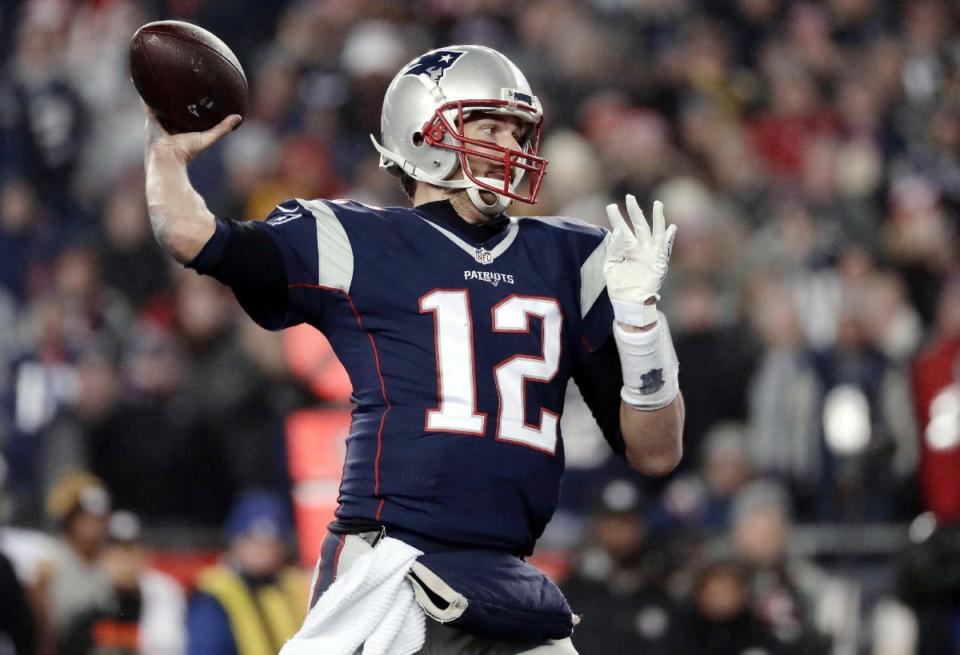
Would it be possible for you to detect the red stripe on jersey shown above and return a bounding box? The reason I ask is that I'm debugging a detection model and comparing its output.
[341,295,391,502]
[287,283,391,518]
[288,283,346,292]
[580,334,595,353]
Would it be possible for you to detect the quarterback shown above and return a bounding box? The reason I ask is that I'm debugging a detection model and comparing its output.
[143,45,683,655]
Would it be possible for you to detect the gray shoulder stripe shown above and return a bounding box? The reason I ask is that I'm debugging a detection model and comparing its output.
[419,219,475,257]
[298,198,354,293]
[580,233,609,318]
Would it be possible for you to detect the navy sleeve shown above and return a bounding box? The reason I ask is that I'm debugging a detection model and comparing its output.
[189,218,290,328]
[188,200,322,330]
[572,333,626,457]
[581,289,615,354]
[558,223,622,453]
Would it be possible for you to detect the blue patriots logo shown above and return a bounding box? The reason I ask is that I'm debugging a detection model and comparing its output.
[403,50,465,83]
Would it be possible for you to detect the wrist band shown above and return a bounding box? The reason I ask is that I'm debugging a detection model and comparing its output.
[613,313,679,411]
[610,298,660,328]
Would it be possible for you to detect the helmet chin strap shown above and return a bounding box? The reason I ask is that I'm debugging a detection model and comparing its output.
[370,135,519,215]
[466,183,512,215]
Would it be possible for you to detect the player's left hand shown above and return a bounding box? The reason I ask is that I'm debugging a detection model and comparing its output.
[604,195,677,327]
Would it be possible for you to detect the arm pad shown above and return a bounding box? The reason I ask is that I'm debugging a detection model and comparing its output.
[614,313,679,411]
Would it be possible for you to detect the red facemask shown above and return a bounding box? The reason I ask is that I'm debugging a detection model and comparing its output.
[419,99,548,205]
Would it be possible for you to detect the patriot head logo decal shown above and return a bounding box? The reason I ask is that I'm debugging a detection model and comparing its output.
[403,50,464,83]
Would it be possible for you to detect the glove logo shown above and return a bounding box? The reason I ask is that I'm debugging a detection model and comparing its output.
[639,368,665,395]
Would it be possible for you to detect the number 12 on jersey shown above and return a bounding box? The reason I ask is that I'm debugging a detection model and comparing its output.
[419,290,563,455]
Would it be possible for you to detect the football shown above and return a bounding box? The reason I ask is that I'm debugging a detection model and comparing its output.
[129,20,248,134]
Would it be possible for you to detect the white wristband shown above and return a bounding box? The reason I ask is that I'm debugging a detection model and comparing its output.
[613,313,679,411]
[611,298,660,328]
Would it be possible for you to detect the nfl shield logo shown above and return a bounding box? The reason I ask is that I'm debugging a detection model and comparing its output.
[474,247,494,265]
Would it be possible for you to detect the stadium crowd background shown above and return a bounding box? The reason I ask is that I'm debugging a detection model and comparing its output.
[0,0,959,653]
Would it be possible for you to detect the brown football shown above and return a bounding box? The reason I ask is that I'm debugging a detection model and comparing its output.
[130,20,248,134]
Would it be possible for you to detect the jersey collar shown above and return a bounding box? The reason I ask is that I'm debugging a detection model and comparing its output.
[412,200,519,266]
[412,200,509,246]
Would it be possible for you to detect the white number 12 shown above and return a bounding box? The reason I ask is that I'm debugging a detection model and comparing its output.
[419,290,563,455]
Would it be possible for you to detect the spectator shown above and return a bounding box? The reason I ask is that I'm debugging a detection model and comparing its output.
[61,510,185,655]
[1,0,88,219]
[97,183,171,312]
[746,245,919,521]
[652,422,755,536]
[562,478,679,655]
[0,178,56,302]
[38,351,120,519]
[186,491,307,655]
[671,276,756,467]
[0,452,57,655]
[87,322,227,525]
[808,302,917,522]
[45,471,113,638]
[896,516,960,655]
[912,280,960,521]
[746,276,821,503]
[4,237,132,517]
[881,175,955,321]
[50,240,133,353]
[674,556,782,655]
[175,275,299,496]
[747,54,838,185]
[729,481,833,654]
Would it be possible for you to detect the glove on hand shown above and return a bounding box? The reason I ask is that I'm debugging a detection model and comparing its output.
[604,196,677,327]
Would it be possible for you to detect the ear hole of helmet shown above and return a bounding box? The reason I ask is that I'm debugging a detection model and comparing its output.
[412,132,424,146]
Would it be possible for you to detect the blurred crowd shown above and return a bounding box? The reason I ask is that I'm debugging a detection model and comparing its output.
[0,0,959,653]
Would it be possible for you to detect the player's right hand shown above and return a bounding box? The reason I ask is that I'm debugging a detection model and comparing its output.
[142,102,241,164]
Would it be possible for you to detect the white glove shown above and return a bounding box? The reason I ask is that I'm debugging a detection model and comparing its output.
[604,196,677,327]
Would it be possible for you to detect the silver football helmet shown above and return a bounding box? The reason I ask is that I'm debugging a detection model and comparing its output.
[371,45,548,215]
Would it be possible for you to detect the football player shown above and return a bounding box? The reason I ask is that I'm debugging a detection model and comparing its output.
[143,45,683,655]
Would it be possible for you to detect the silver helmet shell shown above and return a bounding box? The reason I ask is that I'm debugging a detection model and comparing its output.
[371,45,547,213]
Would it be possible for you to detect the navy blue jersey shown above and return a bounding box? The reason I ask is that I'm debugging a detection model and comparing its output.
[228,199,615,555]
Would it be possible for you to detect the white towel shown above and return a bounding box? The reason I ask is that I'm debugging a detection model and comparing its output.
[280,536,425,655]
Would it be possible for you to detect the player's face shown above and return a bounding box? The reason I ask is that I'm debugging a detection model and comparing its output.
[460,113,527,183]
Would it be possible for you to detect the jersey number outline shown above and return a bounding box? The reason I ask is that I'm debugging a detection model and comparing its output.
[419,290,562,454]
